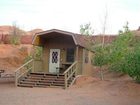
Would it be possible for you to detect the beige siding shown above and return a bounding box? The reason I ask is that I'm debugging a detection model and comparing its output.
[42,37,76,73]
[33,35,94,76]
[76,47,83,75]
[43,46,49,73]
[33,60,43,72]
[82,49,94,76]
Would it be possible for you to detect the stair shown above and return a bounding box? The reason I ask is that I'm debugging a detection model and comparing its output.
[17,72,69,88]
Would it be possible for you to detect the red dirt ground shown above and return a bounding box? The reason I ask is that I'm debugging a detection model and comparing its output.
[0,76,140,105]
[0,44,32,73]
[0,44,140,105]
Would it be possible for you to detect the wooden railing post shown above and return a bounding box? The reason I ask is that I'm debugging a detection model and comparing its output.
[32,45,35,72]
[15,72,17,87]
[14,59,33,87]
[64,74,67,89]
[63,61,77,89]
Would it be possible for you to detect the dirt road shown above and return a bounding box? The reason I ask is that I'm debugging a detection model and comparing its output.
[0,78,140,105]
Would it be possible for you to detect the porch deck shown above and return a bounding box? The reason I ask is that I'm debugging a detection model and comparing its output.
[15,60,77,89]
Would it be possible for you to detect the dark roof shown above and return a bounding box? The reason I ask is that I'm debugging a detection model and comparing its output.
[74,34,116,48]
[33,29,116,48]
[132,30,140,36]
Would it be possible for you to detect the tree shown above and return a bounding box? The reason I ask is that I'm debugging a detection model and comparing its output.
[92,46,110,80]
[101,5,108,48]
[80,23,94,35]
[92,6,109,80]
[109,23,140,83]
[92,22,134,81]
[109,22,134,72]
[79,23,95,50]
[10,22,23,45]
[124,44,140,83]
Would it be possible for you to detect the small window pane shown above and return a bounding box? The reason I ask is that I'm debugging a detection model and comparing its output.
[66,48,74,62]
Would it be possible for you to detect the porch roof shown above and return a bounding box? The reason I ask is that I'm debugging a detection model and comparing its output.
[32,29,91,48]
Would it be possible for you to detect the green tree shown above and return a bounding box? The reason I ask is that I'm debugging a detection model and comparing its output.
[92,22,137,81]
[124,44,140,83]
[10,22,23,45]
[109,22,134,72]
[80,23,94,35]
[79,23,95,50]
[101,22,140,83]
[92,44,110,80]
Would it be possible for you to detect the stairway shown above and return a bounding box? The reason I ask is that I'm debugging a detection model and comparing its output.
[17,72,67,88]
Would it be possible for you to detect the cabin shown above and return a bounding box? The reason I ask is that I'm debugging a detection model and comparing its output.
[15,29,95,89]
[32,29,94,75]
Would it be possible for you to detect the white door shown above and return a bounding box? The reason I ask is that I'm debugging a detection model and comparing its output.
[49,49,60,73]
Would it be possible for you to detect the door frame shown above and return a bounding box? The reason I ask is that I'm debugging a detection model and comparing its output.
[49,49,60,73]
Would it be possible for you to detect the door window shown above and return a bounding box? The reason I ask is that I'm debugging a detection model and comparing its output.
[52,51,58,63]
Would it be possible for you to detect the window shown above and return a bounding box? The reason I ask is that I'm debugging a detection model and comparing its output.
[66,48,74,62]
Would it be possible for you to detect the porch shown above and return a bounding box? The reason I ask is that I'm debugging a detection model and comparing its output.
[15,59,77,89]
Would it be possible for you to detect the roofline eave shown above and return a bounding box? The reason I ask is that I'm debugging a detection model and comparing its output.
[32,29,78,46]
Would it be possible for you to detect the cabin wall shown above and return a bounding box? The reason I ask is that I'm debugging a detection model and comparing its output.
[82,49,94,76]
[42,37,75,73]
[33,34,94,76]
[33,44,94,76]
[76,47,83,75]
[33,60,43,72]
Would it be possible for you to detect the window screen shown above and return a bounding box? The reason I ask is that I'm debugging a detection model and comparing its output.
[66,48,74,62]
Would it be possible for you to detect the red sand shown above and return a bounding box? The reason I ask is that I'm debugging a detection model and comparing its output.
[0,44,140,105]
[0,44,32,73]
[0,77,140,105]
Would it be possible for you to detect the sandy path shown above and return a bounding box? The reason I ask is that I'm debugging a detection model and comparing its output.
[0,79,140,105]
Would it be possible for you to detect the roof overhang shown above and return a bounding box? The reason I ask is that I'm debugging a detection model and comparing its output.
[32,29,78,46]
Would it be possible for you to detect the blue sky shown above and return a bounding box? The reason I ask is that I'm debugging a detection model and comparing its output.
[0,0,140,34]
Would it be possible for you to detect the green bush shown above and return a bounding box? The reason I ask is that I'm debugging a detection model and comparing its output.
[34,46,43,60]
[24,46,43,64]
[92,47,109,67]
[10,35,20,45]
[110,27,140,82]
[92,23,140,83]
[124,45,140,83]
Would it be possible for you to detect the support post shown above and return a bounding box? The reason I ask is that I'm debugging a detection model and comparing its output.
[32,45,35,72]
[15,72,17,87]
[75,46,79,75]
[64,74,67,89]
[76,46,79,61]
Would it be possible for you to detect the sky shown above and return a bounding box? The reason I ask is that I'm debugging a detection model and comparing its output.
[0,0,140,34]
